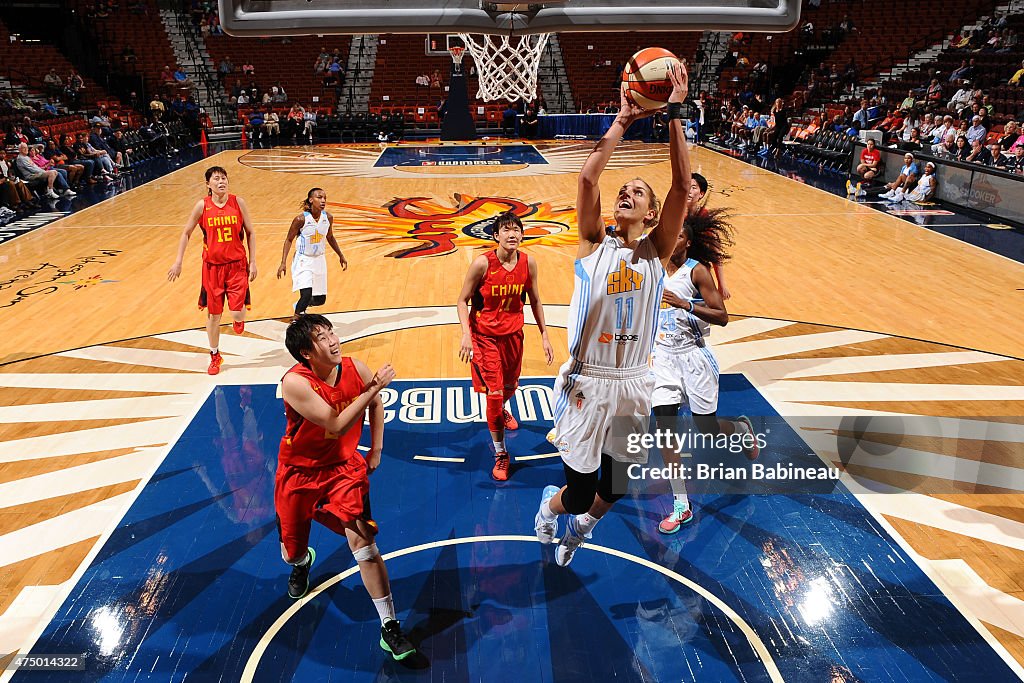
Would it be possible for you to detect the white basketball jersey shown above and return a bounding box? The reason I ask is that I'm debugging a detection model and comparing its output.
[295,211,329,257]
[567,234,665,368]
[655,258,710,352]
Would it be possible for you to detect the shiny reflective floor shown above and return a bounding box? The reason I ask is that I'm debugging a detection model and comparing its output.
[15,378,1020,681]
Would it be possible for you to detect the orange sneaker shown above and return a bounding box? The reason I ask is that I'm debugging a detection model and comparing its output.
[208,351,223,375]
[502,409,518,431]
[491,451,510,481]
[233,320,245,334]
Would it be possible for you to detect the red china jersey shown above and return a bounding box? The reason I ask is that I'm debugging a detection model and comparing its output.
[471,250,531,337]
[201,194,247,264]
[279,358,364,468]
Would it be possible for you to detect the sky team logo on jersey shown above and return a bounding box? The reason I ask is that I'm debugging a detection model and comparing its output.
[606,260,644,295]
[325,195,575,259]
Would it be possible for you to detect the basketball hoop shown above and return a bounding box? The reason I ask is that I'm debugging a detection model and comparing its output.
[448,45,465,75]
[458,32,549,102]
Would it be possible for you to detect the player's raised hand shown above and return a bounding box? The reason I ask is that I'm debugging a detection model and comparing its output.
[167,262,182,281]
[667,59,689,103]
[459,333,473,364]
[370,364,396,390]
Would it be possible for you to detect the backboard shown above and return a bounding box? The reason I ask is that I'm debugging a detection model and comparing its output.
[219,0,802,37]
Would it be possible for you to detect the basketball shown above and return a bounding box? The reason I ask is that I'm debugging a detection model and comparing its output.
[622,47,678,110]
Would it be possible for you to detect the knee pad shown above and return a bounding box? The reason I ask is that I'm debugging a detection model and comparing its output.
[295,288,313,313]
[486,392,504,432]
[352,542,380,562]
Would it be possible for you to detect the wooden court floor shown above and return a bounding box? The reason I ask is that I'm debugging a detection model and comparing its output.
[1,142,1023,674]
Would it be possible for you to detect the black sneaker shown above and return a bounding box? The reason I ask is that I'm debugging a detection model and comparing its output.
[287,547,316,599]
[379,620,416,660]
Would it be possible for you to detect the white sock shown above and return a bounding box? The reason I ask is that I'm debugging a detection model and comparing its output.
[540,498,557,522]
[672,493,690,509]
[210,348,218,355]
[372,594,397,625]
[493,439,505,454]
[575,512,600,536]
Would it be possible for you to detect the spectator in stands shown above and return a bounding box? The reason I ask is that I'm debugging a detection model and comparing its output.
[14,142,74,199]
[325,59,342,86]
[271,86,288,104]
[916,112,935,139]
[904,161,937,203]
[899,90,916,112]
[245,108,264,145]
[1009,60,1024,86]
[0,155,35,213]
[286,104,314,142]
[90,122,124,169]
[877,108,903,138]
[989,143,1006,168]
[898,109,921,142]
[924,79,943,108]
[174,65,193,89]
[263,109,280,142]
[880,153,919,201]
[314,49,330,75]
[997,121,1019,150]
[966,115,987,145]
[415,73,429,87]
[109,129,134,168]
[218,56,234,83]
[1005,145,1024,173]
[852,100,871,130]
[942,82,966,115]
[951,135,970,161]
[242,62,255,77]
[30,144,77,188]
[21,118,43,145]
[502,104,518,137]
[902,128,924,152]
[966,138,993,165]
[161,65,176,86]
[949,59,971,83]
[60,134,98,182]
[44,68,62,96]
[853,138,882,182]
[76,132,116,177]
[431,70,442,90]
[520,106,539,139]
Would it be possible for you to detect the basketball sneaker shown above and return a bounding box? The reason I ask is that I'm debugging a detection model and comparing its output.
[380,620,416,661]
[738,415,759,460]
[492,451,510,481]
[233,320,245,334]
[879,189,895,200]
[856,182,866,197]
[502,409,518,431]
[287,547,315,599]
[535,485,560,544]
[658,500,694,535]
[845,180,855,195]
[207,351,223,375]
[555,515,590,567]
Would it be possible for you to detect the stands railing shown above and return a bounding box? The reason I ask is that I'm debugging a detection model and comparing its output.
[160,5,233,128]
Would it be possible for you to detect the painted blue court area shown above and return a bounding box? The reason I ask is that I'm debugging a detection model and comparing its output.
[18,376,1017,682]
[374,144,548,167]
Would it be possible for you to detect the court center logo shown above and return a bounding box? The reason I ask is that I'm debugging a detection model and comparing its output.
[329,194,575,258]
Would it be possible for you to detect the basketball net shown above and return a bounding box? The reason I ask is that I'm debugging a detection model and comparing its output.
[458,32,549,102]
[448,46,465,75]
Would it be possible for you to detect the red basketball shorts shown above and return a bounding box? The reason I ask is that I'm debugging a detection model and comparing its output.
[199,259,249,315]
[274,456,369,561]
[470,329,524,394]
